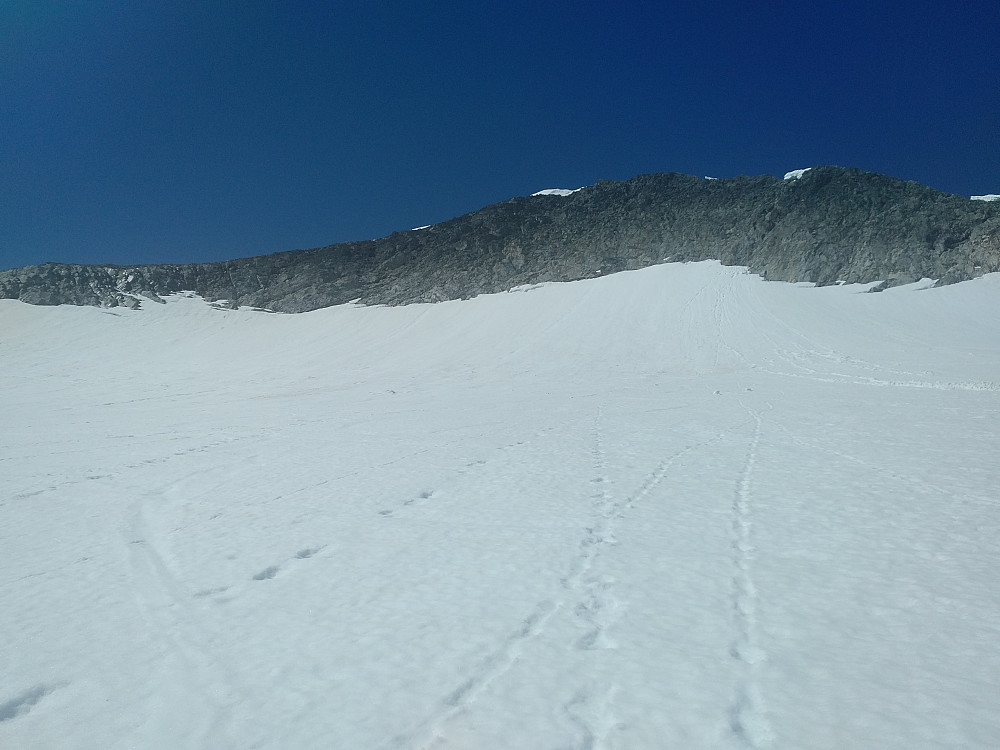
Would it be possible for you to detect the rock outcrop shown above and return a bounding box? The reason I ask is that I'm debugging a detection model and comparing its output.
[2,166,998,312]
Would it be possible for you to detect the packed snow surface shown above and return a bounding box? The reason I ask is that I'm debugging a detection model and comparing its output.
[2,262,999,750]
[971,194,1000,202]
[782,168,812,180]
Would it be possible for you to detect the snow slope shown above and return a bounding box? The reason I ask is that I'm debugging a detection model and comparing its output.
[2,262,999,750]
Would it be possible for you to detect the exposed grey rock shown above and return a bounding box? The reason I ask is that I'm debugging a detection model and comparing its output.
[2,166,997,312]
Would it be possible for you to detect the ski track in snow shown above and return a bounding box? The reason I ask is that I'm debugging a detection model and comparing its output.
[402,406,746,750]
[387,427,570,749]
[115,423,569,750]
[727,407,773,749]
[396,408,652,749]
[558,403,757,750]
[392,598,560,750]
[558,408,708,750]
[555,407,624,750]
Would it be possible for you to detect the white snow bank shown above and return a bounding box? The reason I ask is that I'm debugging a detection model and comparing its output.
[971,194,1000,202]
[783,168,812,180]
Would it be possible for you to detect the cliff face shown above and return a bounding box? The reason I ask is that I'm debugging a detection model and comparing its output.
[2,166,998,312]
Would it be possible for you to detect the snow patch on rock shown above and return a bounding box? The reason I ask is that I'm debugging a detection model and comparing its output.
[783,168,813,181]
[531,188,583,197]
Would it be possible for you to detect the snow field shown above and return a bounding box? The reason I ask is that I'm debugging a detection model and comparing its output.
[1,261,999,749]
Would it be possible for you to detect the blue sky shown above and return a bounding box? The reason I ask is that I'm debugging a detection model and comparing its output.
[2,1,998,271]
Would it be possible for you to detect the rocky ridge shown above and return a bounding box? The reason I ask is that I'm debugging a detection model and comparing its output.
[2,166,998,312]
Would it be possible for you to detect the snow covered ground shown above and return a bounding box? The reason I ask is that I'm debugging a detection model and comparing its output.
[2,261,998,750]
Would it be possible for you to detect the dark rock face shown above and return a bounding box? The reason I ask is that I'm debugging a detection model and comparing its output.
[2,167,998,312]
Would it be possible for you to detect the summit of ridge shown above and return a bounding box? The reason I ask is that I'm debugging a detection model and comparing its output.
[1,166,997,311]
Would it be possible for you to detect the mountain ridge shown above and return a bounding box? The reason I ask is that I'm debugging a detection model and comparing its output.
[2,166,998,312]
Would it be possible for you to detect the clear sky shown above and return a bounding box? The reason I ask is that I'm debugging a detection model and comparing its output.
[2,1,998,271]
